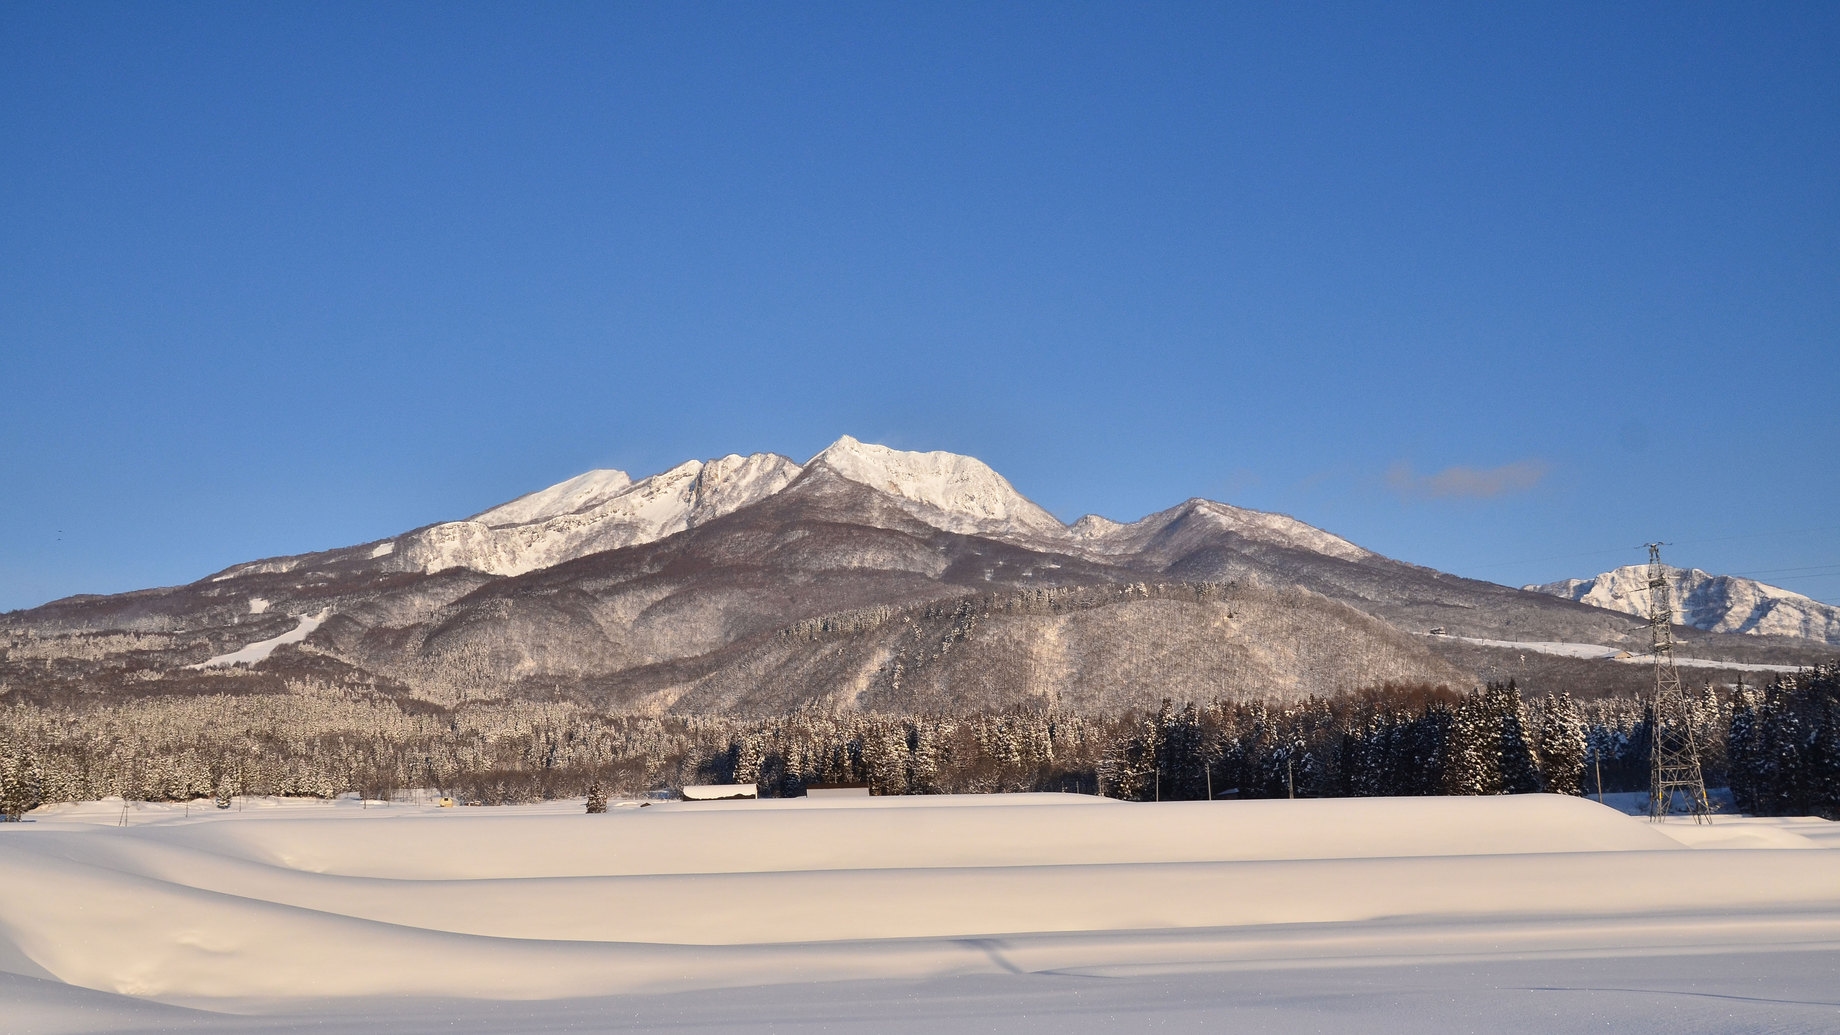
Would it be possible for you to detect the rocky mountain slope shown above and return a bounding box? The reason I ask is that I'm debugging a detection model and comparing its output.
[1528,566,1840,646]
[3,438,1829,713]
[390,452,803,577]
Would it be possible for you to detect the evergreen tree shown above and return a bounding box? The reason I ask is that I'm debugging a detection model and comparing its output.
[1405,704,1452,796]
[731,732,763,786]
[1496,705,1542,794]
[1811,671,1840,817]
[1758,685,1805,815]
[1112,709,1163,801]
[1345,722,1385,797]
[1727,687,1761,813]
[1731,666,1840,819]
[1158,702,1208,800]
[1535,693,1587,796]
[1442,690,1500,795]
[584,783,607,814]
[0,751,44,821]
[861,725,909,795]
[907,722,941,795]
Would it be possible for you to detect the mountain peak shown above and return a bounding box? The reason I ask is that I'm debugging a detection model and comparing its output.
[1527,564,1840,645]
[808,436,1065,538]
[472,468,633,527]
[1070,497,1372,563]
[1070,514,1125,539]
[1184,499,1374,562]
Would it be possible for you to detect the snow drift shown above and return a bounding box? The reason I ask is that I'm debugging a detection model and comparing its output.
[1,793,1836,1007]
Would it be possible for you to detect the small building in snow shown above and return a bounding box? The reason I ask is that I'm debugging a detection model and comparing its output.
[804,783,870,798]
[681,784,758,801]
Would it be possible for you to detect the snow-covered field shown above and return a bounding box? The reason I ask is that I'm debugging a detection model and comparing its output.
[4,793,1837,1033]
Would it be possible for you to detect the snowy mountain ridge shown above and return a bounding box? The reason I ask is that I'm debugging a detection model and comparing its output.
[471,468,634,527]
[1526,565,1840,646]
[21,437,1832,711]
[1071,498,1373,563]
[386,453,802,577]
[362,436,1369,578]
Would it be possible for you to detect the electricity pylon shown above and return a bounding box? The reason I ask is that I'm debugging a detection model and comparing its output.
[1644,543,1712,822]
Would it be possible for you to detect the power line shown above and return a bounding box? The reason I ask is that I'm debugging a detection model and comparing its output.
[1673,524,1840,548]
[1466,525,1840,574]
[1723,563,1840,578]
[1464,548,1646,573]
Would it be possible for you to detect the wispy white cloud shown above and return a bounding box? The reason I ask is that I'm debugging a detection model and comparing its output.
[1386,459,1551,500]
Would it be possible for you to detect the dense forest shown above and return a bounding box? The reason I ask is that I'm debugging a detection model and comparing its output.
[1,666,1835,820]
[1729,665,1840,819]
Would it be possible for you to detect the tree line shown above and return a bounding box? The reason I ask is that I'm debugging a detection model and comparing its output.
[1729,664,1840,819]
[1,666,1835,819]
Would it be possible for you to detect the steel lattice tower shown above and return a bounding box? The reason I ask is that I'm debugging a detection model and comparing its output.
[1644,543,1713,822]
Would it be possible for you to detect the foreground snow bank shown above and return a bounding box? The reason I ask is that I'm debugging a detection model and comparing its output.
[0,793,1835,1019]
[108,793,1684,881]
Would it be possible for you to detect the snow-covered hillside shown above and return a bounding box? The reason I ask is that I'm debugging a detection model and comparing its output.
[4,793,1837,1033]
[385,453,802,576]
[1529,565,1840,646]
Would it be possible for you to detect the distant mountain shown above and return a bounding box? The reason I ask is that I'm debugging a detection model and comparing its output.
[4,437,1829,713]
[211,435,1379,582]
[1527,566,1840,646]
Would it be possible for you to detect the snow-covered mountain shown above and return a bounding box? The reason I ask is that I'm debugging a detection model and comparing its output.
[17,434,1828,714]
[371,436,1351,577]
[1527,566,1840,646]
[806,435,1067,541]
[470,468,635,526]
[385,453,802,577]
[1072,498,1374,563]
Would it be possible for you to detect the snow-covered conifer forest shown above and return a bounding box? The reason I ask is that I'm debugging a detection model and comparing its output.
[2,667,1834,818]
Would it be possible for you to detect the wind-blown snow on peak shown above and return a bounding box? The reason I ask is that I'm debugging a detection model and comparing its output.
[471,469,633,527]
[1527,565,1840,645]
[808,436,1066,539]
[387,452,801,576]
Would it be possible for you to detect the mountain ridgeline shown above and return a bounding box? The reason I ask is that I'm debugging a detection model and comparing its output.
[3,438,1831,714]
[1527,565,1840,646]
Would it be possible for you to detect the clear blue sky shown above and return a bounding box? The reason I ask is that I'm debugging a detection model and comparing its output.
[3,3,1836,613]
